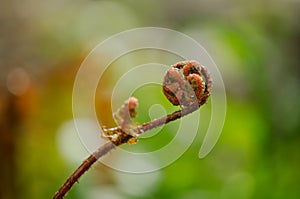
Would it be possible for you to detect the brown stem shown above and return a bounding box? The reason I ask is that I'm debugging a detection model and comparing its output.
[53,142,116,199]
[54,60,212,199]
[53,103,200,199]
[137,103,199,134]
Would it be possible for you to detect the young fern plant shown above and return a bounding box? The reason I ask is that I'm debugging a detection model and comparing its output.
[53,60,212,199]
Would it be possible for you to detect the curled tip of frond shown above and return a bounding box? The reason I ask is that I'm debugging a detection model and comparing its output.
[162,60,212,107]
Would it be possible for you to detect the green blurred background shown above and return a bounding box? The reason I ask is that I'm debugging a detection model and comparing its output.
[1,0,300,199]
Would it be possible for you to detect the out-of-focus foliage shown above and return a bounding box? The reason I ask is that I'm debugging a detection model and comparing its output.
[0,0,299,199]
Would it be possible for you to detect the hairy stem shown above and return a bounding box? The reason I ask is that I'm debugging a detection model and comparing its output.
[53,103,199,199]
